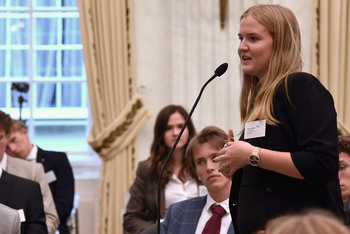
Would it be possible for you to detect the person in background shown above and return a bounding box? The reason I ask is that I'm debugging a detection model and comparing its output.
[5,119,74,234]
[123,104,205,234]
[1,152,60,234]
[0,110,59,233]
[338,135,350,225]
[0,203,21,234]
[0,167,48,234]
[0,109,47,234]
[214,4,344,234]
[161,126,234,234]
[256,209,350,234]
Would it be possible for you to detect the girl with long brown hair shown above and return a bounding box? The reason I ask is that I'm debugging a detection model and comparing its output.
[123,105,204,234]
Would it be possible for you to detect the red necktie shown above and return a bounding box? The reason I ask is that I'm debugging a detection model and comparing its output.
[202,204,226,234]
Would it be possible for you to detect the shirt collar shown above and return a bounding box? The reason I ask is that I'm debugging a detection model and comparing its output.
[25,145,38,162]
[0,153,8,170]
[204,193,230,214]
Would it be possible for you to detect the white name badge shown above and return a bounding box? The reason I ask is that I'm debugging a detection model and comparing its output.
[45,170,57,184]
[18,209,26,222]
[244,120,266,139]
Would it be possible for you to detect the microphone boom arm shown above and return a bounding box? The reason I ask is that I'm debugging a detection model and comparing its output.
[156,63,228,233]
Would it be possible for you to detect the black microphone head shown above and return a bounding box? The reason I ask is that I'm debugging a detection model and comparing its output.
[214,63,228,77]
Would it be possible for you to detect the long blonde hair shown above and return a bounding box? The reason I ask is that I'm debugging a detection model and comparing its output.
[239,5,303,125]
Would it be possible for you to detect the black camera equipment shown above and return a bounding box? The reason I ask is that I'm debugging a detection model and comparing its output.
[11,82,29,93]
[11,82,29,122]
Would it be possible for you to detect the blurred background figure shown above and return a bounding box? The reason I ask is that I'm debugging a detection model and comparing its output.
[5,119,74,234]
[123,104,206,234]
[256,209,350,234]
[0,111,47,234]
[338,135,350,225]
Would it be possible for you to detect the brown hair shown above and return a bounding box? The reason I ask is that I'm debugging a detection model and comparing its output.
[148,105,196,186]
[239,4,303,126]
[339,135,350,155]
[0,111,12,134]
[186,126,228,182]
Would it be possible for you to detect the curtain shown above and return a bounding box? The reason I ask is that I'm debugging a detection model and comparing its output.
[77,0,151,233]
[312,0,350,134]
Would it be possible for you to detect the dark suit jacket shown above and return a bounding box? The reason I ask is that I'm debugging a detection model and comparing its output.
[123,159,166,234]
[37,147,75,234]
[161,195,234,234]
[230,73,344,234]
[0,170,47,234]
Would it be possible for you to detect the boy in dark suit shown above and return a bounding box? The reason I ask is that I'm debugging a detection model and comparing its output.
[0,110,47,234]
[5,119,75,234]
[0,168,48,234]
[161,126,234,234]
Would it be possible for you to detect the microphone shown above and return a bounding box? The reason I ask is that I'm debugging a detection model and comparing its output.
[156,63,228,234]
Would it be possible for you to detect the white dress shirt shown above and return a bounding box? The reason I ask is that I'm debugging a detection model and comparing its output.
[195,194,231,234]
[0,154,7,170]
[25,145,38,162]
[164,173,207,212]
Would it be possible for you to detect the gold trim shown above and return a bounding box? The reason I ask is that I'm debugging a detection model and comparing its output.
[219,0,227,30]
[94,99,143,153]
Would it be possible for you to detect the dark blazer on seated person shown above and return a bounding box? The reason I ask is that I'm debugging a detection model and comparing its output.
[0,170,47,234]
[161,195,234,234]
[6,154,59,234]
[36,147,75,234]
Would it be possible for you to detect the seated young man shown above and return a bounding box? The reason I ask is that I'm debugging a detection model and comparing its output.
[0,111,47,234]
[5,118,74,234]
[161,126,234,234]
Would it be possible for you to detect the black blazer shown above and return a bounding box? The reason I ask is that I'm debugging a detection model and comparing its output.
[0,170,47,234]
[230,73,344,234]
[37,147,75,234]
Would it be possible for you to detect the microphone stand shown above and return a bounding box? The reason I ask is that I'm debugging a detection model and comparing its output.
[18,94,26,122]
[156,63,228,234]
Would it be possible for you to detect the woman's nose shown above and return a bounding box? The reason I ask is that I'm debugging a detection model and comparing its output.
[238,40,248,52]
[172,127,180,135]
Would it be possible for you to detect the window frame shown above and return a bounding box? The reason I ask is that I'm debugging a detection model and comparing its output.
[0,0,99,164]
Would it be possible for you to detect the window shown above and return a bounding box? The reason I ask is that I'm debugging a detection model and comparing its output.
[0,0,93,157]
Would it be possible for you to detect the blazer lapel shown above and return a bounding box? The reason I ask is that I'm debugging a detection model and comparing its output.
[36,147,45,163]
[6,157,18,174]
[179,196,206,234]
[0,171,14,204]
